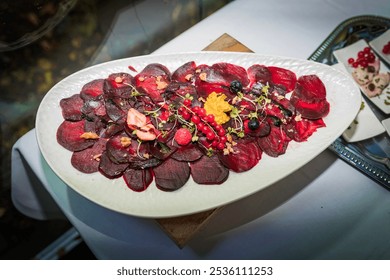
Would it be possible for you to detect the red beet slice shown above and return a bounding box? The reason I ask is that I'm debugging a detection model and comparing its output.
[171,61,197,82]
[247,64,272,86]
[71,138,108,173]
[171,144,204,162]
[257,124,291,157]
[153,158,190,191]
[285,118,326,142]
[218,141,262,173]
[268,66,297,92]
[98,151,129,179]
[105,132,132,164]
[60,94,84,121]
[80,79,105,100]
[190,155,229,184]
[134,63,171,102]
[290,95,330,119]
[123,168,153,192]
[57,120,97,152]
[294,75,327,102]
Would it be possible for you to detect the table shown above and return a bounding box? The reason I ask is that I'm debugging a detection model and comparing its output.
[11,0,390,259]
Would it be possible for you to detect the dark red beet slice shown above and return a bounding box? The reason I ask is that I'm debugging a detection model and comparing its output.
[153,158,190,191]
[268,66,297,92]
[247,64,272,86]
[80,79,104,100]
[294,75,327,102]
[285,118,326,142]
[290,95,330,119]
[105,132,132,164]
[71,138,108,173]
[60,94,84,121]
[190,155,229,184]
[123,168,153,192]
[218,141,262,172]
[171,144,204,162]
[257,124,291,157]
[98,151,128,179]
[57,120,97,152]
[134,63,171,102]
[171,61,197,82]
[107,73,134,89]
[197,62,249,87]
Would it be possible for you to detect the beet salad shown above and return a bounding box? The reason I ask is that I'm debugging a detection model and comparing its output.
[56,61,330,192]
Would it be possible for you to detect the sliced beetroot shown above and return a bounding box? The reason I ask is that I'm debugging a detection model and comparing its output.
[285,117,326,142]
[57,120,97,152]
[81,97,107,121]
[171,61,197,82]
[257,124,291,157]
[171,144,204,162]
[218,141,262,173]
[268,66,297,92]
[105,132,132,164]
[60,94,84,121]
[107,73,134,89]
[294,75,327,102]
[98,151,128,179]
[197,62,249,87]
[123,168,153,192]
[104,98,127,123]
[290,94,330,119]
[190,155,229,184]
[103,77,133,99]
[153,158,190,191]
[134,63,171,102]
[71,138,108,173]
[80,79,105,100]
[247,64,272,86]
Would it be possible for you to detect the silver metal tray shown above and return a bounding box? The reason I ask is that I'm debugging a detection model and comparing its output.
[308,15,390,189]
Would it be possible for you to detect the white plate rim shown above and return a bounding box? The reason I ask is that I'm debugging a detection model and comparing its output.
[36,51,361,218]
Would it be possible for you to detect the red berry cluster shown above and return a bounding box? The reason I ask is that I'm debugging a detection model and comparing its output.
[382,41,390,54]
[176,99,227,151]
[347,47,376,68]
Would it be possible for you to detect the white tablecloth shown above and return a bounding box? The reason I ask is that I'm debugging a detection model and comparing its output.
[11,0,390,259]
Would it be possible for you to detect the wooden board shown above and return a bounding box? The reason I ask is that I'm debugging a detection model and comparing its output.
[155,33,253,248]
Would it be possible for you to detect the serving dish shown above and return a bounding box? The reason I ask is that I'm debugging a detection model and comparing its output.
[308,15,390,189]
[36,51,361,218]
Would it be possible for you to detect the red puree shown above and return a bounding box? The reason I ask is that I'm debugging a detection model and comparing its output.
[57,61,329,192]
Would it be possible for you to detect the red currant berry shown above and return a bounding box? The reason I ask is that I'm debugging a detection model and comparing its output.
[360,60,368,68]
[352,62,359,68]
[205,114,215,123]
[198,108,206,117]
[193,106,200,113]
[363,47,371,54]
[216,142,225,150]
[211,140,219,148]
[183,99,192,107]
[219,135,227,143]
[196,122,204,131]
[181,110,191,120]
[191,115,200,124]
[202,125,211,134]
[217,128,226,136]
[347,58,354,64]
[214,124,222,131]
[357,51,365,58]
[206,132,215,141]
